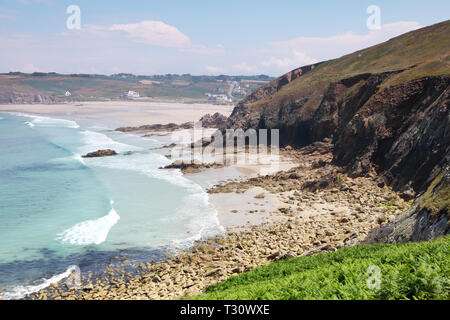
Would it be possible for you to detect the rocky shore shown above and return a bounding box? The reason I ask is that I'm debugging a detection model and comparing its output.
[29,143,410,300]
[115,113,228,135]
[161,160,225,174]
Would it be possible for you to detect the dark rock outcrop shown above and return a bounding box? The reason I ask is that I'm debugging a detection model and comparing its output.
[116,122,194,133]
[365,168,449,243]
[82,149,118,158]
[160,160,224,173]
[116,113,228,134]
[199,112,228,130]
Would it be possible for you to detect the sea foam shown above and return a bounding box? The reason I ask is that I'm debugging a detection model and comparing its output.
[6,112,79,129]
[56,201,120,246]
[78,130,142,155]
[0,265,80,300]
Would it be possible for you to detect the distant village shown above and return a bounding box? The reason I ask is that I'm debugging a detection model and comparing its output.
[205,80,250,104]
[117,80,253,104]
[51,74,271,104]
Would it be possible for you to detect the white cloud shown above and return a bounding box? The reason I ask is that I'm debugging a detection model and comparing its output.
[109,20,191,48]
[261,51,318,71]
[269,21,422,62]
[105,21,224,54]
[0,19,424,76]
[236,21,422,75]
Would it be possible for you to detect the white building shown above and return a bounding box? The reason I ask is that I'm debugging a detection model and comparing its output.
[206,93,232,104]
[121,90,140,99]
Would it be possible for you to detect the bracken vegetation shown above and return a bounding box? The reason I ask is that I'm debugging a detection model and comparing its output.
[194,236,449,300]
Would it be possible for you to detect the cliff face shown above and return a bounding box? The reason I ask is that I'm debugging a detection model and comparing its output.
[333,75,449,194]
[226,20,450,241]
[366,168,449,243]
[0,91,61,104]
[228,71,449,196]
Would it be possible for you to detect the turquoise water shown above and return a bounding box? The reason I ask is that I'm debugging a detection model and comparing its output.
[0,112,222,299]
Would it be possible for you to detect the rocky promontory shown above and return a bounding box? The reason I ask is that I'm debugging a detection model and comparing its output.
[115,113,228,135]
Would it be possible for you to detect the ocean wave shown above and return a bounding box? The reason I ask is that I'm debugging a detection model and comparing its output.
[78,130,142,155]
[6,112,79,129]
[50,154,86,166]
[169,192,224,248]
[0,265,79,300]
[85,151,223,246]
[56,201,120,246]
[25,121,35,127]
[89,151,203,192]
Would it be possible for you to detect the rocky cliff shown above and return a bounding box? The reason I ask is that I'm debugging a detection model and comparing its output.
[226,20,450,241]
[0,90,62,104]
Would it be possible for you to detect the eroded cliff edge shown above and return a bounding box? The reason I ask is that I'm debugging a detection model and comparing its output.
[225,20,450,242]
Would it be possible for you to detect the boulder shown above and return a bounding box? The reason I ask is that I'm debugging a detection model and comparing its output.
[82,149,118,158]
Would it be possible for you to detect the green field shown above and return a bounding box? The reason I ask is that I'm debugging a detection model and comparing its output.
[194,236,449,300]
[0,72,273,103]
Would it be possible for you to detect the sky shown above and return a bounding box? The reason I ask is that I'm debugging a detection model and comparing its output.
[0,0,449,76]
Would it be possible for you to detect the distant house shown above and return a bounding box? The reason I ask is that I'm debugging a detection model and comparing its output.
[206,93,232,104]
[121,90,140,99]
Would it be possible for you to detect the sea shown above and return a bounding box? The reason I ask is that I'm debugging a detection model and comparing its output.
[0,112,224,299]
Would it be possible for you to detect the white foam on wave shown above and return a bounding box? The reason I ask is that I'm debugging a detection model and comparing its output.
[56,200,120,245]
[87,151,224,246]
[91,151,201,192]
[170,192,224,248]
[6,112,79,129]
[32,116,79,129]
[0,265,79,300]
[25,121,35,127]
[78,130,142,155]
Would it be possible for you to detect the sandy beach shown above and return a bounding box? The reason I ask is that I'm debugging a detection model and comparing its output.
[0,101,235,128]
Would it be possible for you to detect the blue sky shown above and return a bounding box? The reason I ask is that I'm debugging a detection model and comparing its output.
[0,0,449,75]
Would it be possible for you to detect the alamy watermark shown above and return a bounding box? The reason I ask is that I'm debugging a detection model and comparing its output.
[366,265,381,290]
[66,5,81,30]
[168,122,280,170]
[366,5,381,30]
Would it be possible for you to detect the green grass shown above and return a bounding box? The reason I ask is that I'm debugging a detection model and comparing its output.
[193,236,449,300]
[248,20,450,112]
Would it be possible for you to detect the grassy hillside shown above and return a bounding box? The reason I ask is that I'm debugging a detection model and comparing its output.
[194,236,449,300]
[248,20,449,114]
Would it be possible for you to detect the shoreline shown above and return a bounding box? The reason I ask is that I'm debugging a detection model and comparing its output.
[28,143,409,300]
[0,101,235,128]
[0,104,410,300]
